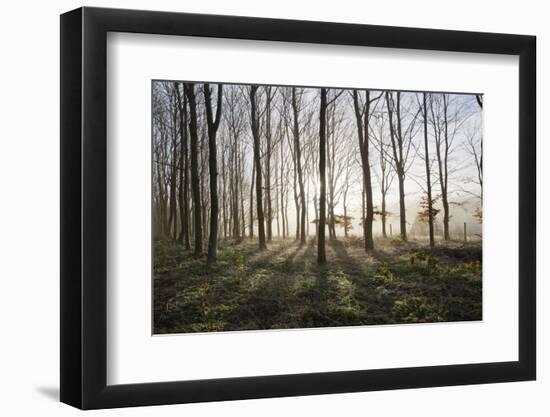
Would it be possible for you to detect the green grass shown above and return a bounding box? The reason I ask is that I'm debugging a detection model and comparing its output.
[153,237,482,334]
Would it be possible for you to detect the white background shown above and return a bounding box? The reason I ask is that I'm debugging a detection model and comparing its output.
[108,33,518,384]
[0,0,546,416]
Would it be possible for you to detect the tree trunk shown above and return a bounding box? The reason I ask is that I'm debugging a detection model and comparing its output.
[200,132,208,245]
[313,189,318,238]
[280,136,286,240]
[249,159,255,239]
[353,90,374,251]
[381,192,387,238]
[175,83,190,249]
[292,154,299,241]
[239,148,246,239]
[292,88,307,245]
[442,95,450,240]
[168,92,178,240]
[343,189,348,238]
[204,83,223,265]
[327,112,336,241]
[386,91,407,241]
[431,94,450,241]
[250,86,267,250]
[232,133,241,240]
[265,87,273,241]
[184,83,202,255]
[275,137,280,238]
[397,175,406,240]
[423,93,435,247]
[318,88,327,265]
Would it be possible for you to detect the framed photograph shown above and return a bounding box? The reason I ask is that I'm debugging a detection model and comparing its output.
[60,6,536,409]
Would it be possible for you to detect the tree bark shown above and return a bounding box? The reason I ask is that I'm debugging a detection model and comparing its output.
[265,87,273,241]
[204,83,223,265]
[175,83,190,249]
[184,83,202,255]
[423,93,435,247]
[353,90,374,251]
[292,88,307,246]
[249,161,255,239]
[280,138,286,239]
[318,88,327,265]
[250,86,267,250]
[430,94,450,240]
[168,91,178,240]
[442,95,450,240]
[386,91,407,241]
[231,133,240,240]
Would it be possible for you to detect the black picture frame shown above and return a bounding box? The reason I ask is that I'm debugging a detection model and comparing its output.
[60,6,536,410]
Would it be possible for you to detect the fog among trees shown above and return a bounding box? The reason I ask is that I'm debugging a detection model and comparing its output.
[153,81,483,334]
[153,82,482,258]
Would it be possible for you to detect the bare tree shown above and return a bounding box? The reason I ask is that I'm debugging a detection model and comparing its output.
[224,87,247,241]
[264,86,275,241]
[428,93,471,240]
[249,161,255,239]
[421,93,435,247]
[465,122,483,196]
[326,93,348,241]
[369,108,395,239]
[162,84,178,240]
[250,86,267,250]
[464,115,483,224]
[318,88,328,265]
[184,83,202,255]
[204,83,223,265]
[353,90,381,251]
[291,88,307,245]
[174,83,190,249]
[385,91,420,241]
[341,146,358,238]
[279,89,300,242]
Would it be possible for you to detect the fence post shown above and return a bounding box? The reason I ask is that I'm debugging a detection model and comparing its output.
[463,222,467,243]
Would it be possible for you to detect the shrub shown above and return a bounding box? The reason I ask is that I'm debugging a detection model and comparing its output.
[391,296,447,323]
[378,263,396,282]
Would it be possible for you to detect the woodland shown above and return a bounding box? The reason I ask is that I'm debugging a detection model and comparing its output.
[152,82,483,334]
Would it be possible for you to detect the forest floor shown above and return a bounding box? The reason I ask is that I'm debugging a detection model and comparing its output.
[153,236,482,334]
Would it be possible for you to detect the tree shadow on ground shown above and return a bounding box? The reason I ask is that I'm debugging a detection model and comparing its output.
[328,239,367,275]
[248,240,296,267]
[370,249,392,265]
[292,238,316,270]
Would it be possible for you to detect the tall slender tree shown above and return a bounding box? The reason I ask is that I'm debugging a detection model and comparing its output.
[428,93,467,240]
[318,88,327,265]
[291,88,307,245]
[326,98,347,241]
[184,83,202,255]
[385,91,419,241]
[224,88,246,241]
[370,110,394,239]
[264,86,274,241]
[249,162,255,239]
[353,90,379,251]
[250,86,267,250]
[175,83,190,249]
[422,93,435,247]
[165,86,178,240]
[204,83,223,265]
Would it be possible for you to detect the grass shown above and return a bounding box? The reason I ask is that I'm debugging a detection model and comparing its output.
[153,236,482,334]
